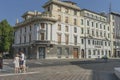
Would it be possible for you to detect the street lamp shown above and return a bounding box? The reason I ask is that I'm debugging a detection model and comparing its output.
[0,35,3,69]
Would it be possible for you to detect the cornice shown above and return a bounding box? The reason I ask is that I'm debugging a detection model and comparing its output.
[14,16,57,28]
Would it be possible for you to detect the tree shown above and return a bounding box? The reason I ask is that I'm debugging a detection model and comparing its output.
[0,20,13,55]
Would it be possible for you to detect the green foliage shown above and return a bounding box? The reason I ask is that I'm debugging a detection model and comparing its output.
[0,20,13,53]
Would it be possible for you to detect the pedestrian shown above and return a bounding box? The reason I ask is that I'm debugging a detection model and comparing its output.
[19,51,26,72]
[13,53,20,73]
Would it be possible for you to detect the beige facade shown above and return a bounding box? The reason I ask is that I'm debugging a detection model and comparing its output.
[13,0,116,59]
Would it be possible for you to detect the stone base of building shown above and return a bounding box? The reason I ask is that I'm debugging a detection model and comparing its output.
[13,43,80,59]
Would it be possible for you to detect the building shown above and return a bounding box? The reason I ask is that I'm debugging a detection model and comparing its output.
[110,12,120,57]
[13,0,81,59]
[80,9,111,59]
[13,0,112,59]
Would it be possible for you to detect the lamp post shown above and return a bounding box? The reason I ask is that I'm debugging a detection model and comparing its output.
[0,35,3,69]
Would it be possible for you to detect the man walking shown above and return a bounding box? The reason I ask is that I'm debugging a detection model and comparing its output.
[19,51,26,72]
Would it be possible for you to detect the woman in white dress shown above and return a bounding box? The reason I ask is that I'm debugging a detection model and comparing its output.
[14,54,20,73]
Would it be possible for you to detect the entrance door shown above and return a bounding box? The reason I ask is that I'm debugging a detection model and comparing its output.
[73,48,79,58]
[39,47,45,59]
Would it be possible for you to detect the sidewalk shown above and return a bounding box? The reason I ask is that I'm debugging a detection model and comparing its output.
[0,64,14,74]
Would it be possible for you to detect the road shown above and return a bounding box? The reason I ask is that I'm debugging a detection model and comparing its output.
[0,59,120,80]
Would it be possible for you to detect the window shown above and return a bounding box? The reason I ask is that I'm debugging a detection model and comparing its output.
[41,23,45,29]
[57,34,61,44]
[81,39,84,44]
[98,50,100,55]
[108,42,110,46]
[20,28,22,34]
[102,50,104,55]
[65,48,69,57]
[105,42,107,46]
[88,40,90,45]
[100,32,102,37]
[57,6,61,11]
[93,50,96,55]
[81,19,84,25]
[105,50,107,56]
[108,33,110,38]
[92,40,94,45]
[95,16,97,19]
[58,15,61,21]
[74,36,77,45]
[87,13,89,16]
[65,26,69,32]
[108,26,109,31]
[101,41,103,45]
[74,27,77,33]
[100,24,102,29]
[58,24,61,31]
[24,35,26,43]
[74,18,77,25]
[65,17,68,23]
[74,10,77,15]
[88,50,91,55]
[29,34,31,42]
[92,22,94,27]
[47,6,50,11]
[104,32,106,37]
[104,25,106,30]
[96,23,98,28]
[20,36,21,43]
[96,31,98,37]
[87,20,89,26]
[81,28,84,34]
[30,25,32,31]
[57,47,62,57]
[41,33,44,40]
[87,29,89,34]
[65,35,69,45]
[25,27,26,32]
[92,30,94,36]
[65,8,69,13]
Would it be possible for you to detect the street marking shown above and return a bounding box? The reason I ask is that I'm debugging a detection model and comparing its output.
[0,71,40,77]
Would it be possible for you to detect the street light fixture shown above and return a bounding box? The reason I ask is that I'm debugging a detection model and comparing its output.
[0,35,3,69]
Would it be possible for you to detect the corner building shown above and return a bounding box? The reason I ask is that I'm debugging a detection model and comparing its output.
[13,0,112,59]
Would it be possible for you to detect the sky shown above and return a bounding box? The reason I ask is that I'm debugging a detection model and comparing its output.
[0,0,120,26]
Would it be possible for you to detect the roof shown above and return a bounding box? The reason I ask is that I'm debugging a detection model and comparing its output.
[43,0,80,11]
[22,11,41,18]
[110,12,120,17]
[81,9,107,17]
[62,1,77,5]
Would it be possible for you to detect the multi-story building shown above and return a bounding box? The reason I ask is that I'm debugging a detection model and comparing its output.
[110,12,120,57]
[13,0,112,59]
[80,9,111,58]
[13,0,81,59]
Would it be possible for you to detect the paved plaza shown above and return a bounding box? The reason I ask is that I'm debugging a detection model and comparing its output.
[0,59,120,80]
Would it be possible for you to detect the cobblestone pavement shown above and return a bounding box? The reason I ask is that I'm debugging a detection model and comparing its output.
[0,65,93,80]
[0,59,120,80]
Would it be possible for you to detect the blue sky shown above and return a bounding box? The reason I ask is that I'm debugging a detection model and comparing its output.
[0,0,119,26]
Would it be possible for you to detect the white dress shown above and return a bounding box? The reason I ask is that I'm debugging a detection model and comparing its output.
[14,57,19,68]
